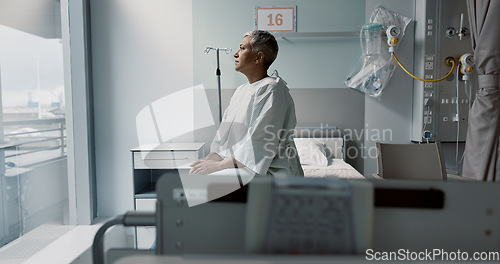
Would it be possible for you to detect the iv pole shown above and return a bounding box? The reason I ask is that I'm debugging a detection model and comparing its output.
[204,47,232,123]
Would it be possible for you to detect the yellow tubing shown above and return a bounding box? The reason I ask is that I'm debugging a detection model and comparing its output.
[392,53,455,82]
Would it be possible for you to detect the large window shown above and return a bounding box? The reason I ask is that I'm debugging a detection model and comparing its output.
[0,1,69,248]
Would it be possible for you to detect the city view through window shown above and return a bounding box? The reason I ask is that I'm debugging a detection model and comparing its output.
[0,21,68,248]
[1,24,66,167]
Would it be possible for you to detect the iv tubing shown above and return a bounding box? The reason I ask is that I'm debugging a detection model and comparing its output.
[392,52,455,82]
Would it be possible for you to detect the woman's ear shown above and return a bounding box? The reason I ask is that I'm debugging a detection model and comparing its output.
[255,51,265,65]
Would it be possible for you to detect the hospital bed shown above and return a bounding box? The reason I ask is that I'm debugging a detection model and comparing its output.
[294,127,365,179]
[95,174,500,264]
[94,128,491,263]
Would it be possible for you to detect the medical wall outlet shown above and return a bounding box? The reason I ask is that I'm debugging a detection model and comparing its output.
[386,25,400,53]
[411,0,476,143]
[423,130,432,139]
[460,53,474,80]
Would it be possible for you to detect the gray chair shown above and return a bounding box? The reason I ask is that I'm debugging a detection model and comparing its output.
[375,142,447,181]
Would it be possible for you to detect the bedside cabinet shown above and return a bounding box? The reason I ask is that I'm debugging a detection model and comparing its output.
[130,142,205,248]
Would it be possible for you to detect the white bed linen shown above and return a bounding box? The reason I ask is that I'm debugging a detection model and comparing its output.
[303,159,365,179]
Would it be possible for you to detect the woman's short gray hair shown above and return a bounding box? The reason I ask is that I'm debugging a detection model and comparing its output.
[244,30,279,70]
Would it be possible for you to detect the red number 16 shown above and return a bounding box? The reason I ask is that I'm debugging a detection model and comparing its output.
[267,13,283,26]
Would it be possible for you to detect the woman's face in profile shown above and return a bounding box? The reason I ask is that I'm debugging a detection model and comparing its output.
[233,36,256,74]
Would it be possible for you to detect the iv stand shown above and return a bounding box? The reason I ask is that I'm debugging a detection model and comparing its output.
[204,47,232,123]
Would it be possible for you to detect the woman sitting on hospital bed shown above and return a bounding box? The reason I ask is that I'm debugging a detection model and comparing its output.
[190,30,303,177]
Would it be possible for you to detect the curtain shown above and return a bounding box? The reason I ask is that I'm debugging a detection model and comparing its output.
[463,0,500,180]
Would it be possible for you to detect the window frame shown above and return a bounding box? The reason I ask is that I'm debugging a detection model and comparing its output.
[62,0,97,225]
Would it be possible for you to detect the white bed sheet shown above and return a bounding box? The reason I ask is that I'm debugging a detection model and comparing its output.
[303,158,365,179]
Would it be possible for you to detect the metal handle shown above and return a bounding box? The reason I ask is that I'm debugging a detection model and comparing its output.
[92,211,156,264]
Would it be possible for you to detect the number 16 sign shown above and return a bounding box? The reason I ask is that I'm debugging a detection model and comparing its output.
[255,6,296,32]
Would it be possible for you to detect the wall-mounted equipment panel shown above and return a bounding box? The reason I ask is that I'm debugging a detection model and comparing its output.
[412,0,476,142]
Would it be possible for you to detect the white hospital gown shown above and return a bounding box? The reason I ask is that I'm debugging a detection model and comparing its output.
[211,76,304,177]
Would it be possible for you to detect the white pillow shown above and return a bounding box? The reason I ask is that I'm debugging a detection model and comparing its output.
[294,138,329,167]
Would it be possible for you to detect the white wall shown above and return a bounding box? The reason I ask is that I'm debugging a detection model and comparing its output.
[90,0,194,216]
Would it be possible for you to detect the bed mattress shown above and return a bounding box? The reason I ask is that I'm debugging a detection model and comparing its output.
[303,159,365,179]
